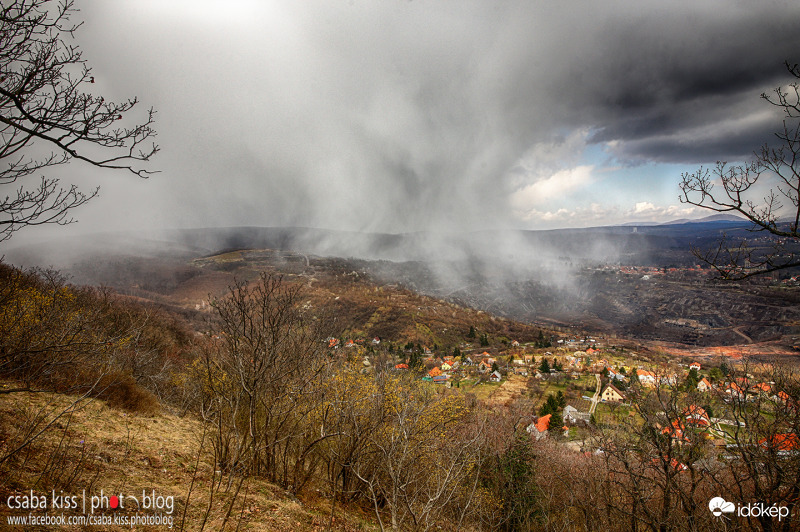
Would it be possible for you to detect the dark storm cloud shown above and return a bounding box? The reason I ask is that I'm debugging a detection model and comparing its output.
[16,0,800,241]
[557,5,800,163]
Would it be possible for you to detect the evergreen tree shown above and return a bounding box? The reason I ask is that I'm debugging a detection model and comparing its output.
[556,390,566,409]
[546,394,559,413]
[550,410,564,434]
[468,325,476,339]
[539,358,551,373]
[480,333,489,347]
[685,368,700,390]
[493,434,541,529]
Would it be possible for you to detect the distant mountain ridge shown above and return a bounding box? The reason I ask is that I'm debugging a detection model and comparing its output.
[621,213,749,227]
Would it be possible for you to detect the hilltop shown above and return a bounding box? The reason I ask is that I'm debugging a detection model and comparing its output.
[6,224,800,350]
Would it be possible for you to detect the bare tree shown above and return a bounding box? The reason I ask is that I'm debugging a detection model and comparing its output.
[201,272,332,491]
[680,61,800,279]
[704,359,800,532]
[0,0,157,241]
[596,383,722,531]
[351,374,481,532]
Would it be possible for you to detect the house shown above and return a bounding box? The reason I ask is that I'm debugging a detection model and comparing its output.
[511,340,520,347]
[652,457,688,472]
[563,405,591,424]
[726,382,746,400]
[514,367,528,376]
[637,369,656,386]
[662,419,690,443]
[489,370,502,382]
[752,383,772,396]
[428,367,443,378]
[697,377,712,392]
[526,414,551,440]
[607,369,627,382]
[660,373,679,387]
[372,337,381,345]
[432,375,448,385]
[441,362,453,371]
[601,384,625,403]
[394,363,409,370]
[760,433,800,455]
[689,362,701,371]
[684,405,711,427]
[478,360,492,373]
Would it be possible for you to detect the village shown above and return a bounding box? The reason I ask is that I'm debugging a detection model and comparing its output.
[325,330,799,458]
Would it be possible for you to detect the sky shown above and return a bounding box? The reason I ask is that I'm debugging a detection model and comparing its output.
[10,0,800,244]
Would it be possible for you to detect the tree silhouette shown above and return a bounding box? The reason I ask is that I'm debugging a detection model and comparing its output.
[680,61,800,279]
[0,0,157,241]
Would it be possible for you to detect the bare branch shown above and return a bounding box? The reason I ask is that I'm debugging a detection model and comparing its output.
[0,0,157,240]
[679,61,800,279]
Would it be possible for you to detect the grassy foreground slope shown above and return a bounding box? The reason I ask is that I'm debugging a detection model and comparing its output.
[0,389,379,531]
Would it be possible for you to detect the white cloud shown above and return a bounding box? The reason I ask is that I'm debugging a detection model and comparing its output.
[511,165,596,210]
[516,201,700,227]
[634,201,657,214]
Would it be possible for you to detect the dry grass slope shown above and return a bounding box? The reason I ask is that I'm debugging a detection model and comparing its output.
[0,387,381,531]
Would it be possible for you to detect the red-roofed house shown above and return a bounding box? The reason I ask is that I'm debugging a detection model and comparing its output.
[684,405,711,427]
[526,414,552,440]
[726,382,746,399]
[652,456,688,472]
[753,383,772,395]
[697,377,712,392]
[662,419,690,443]
[760,433,800,454]
[637,369,656,386]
